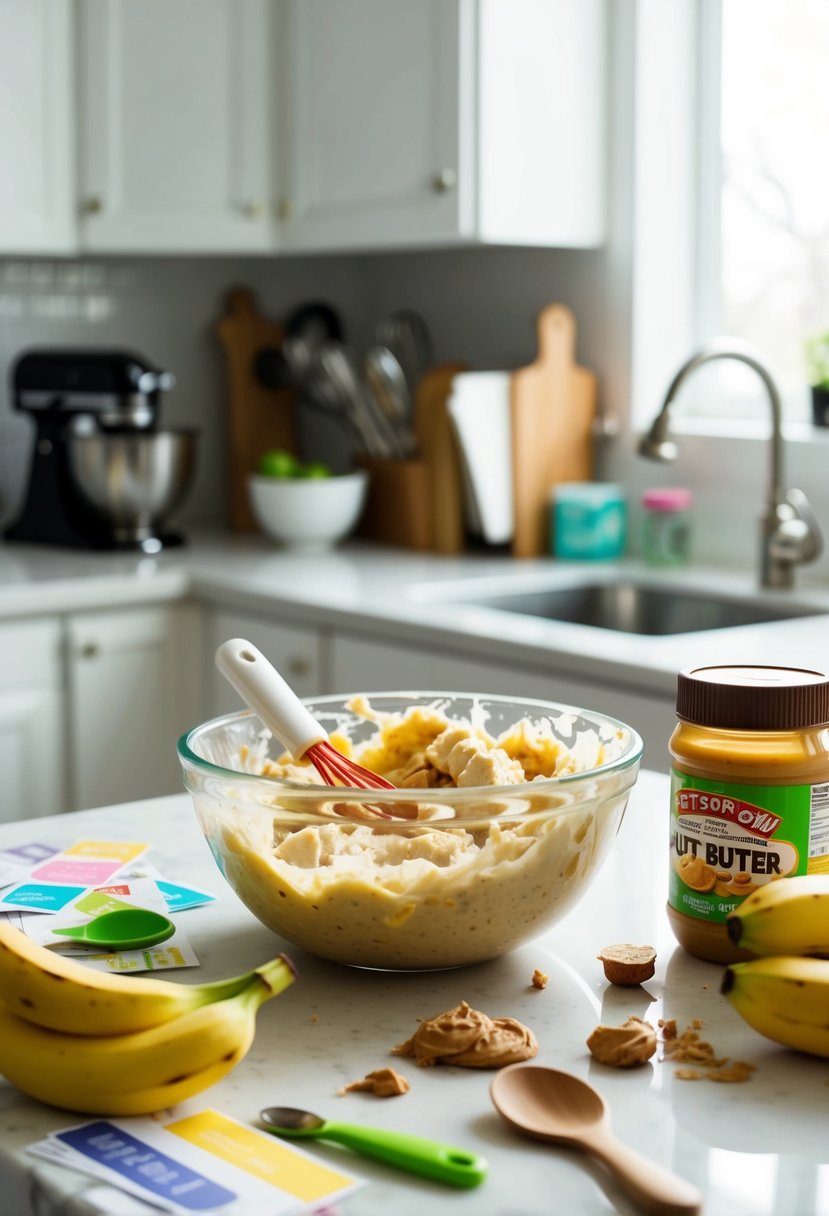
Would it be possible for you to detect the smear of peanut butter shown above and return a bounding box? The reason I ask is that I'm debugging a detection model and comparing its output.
[392,1000,537,1069]
[338,1067,410,1097]
[586,1016,657,1067]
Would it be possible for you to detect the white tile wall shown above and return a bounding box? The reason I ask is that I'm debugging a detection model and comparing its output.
[0,247,612,535]
[0,255,370,529]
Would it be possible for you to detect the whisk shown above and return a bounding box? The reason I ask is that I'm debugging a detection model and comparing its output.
[215,638,396,792]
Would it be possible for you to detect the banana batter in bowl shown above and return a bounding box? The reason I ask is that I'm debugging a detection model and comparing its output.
[178,693,643,969]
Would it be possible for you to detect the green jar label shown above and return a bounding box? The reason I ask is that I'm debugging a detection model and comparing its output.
[669,768,829,924]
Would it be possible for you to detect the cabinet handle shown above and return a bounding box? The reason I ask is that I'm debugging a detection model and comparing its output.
[242,199,264,219]
[431,168,458,194]
[79,642,99,659]
[288,656,310,677]
[81,196,103,215]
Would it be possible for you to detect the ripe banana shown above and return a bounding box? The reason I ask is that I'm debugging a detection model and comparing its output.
[725,875,829,955]
[722,955,829,1058]
[0,920,283,1035]
[0,955,295,1115]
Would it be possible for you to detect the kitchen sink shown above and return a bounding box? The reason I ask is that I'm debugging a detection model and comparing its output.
[443,581,825,636]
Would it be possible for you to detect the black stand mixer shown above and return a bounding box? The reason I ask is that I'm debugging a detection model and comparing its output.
[4,349,197,552]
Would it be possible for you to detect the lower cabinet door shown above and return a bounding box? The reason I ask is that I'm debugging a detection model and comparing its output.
[330,632,672,772]
[67,604,202,811]
[0,685,66,821]
[205,608,324,717]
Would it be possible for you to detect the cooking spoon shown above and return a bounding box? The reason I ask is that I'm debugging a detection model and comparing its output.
[50,908,175,950]
[259,1106,488,1189]
[490,1064,702,1215]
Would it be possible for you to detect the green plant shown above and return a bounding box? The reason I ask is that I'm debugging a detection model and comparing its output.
[805,332,829,388]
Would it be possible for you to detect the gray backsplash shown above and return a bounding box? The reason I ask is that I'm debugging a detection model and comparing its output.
[0,246,611,534]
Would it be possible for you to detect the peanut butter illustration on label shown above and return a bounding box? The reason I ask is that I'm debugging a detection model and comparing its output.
[669,775,807,926]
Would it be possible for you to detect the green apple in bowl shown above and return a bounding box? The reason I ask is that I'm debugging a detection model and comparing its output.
[298,461,331,479]
[257,449,300,478]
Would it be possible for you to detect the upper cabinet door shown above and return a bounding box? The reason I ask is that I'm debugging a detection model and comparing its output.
[279,0,474,252]
[77,0,276,253]
[0,0,76,253]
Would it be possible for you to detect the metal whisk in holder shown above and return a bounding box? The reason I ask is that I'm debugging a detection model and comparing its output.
[4,349,198,552]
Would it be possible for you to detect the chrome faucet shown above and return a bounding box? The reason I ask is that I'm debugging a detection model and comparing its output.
[638,339,822,589]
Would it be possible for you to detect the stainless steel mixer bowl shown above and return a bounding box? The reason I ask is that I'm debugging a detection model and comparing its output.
[67,429,197,543]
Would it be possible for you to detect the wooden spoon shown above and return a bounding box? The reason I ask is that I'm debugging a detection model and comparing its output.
[490,1064,701,1215]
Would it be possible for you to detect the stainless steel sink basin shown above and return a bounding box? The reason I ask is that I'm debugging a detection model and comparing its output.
[450,581,824,636]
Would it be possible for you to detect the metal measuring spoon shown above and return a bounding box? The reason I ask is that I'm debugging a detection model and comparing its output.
[50,909,175,950]
[490,1064,701,1215]
[259,1106,487,1188]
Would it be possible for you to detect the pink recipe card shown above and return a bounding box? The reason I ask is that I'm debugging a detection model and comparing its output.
[30,841,148,888]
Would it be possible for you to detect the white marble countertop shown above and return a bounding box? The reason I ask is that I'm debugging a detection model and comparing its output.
[4,532,829,698]
[0,770,826,1216]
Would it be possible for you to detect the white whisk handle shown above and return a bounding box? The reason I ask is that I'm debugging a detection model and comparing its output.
[215,638,326,759]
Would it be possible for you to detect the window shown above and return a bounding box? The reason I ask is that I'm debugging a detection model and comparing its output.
[694,0,829,424]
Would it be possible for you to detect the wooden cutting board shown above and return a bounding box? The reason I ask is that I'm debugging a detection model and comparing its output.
[215,287,297,531]
[413,361,467,554]
[510,304,596,558]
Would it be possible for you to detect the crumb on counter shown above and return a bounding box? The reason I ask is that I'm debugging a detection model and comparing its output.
[586,1016,657,1067]
[531,969,549,990]
[661,1019,724,1067]
[309,1013,319,1023]
[596,943,657,986]
[662,1018,755,1083]
[338,1068,411,1097]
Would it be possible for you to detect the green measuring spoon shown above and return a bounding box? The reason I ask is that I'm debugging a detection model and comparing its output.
[50,908,175,950]
[259,1106,488,1188]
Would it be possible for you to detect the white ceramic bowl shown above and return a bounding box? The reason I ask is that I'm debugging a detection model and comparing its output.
[247,470,368,550]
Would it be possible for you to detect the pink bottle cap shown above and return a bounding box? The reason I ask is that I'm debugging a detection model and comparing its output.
[641,487,693,512]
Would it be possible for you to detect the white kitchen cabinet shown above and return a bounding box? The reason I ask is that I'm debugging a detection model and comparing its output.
[0,619,66,821]
[0,0,76,253]
[205,608,325,717]
[0,0,605,256]
[66,603,203,811]
[76,0,276,253]
[278,0,606,252]
[329,632,672,771]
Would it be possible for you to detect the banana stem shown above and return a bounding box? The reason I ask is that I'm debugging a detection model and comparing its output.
[194,954,297,1008]
[253,954,298,1000]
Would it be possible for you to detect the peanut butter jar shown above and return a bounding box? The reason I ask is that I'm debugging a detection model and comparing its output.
[669,664,829,964]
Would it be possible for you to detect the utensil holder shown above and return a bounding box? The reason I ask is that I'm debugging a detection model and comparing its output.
[355,456,433,550]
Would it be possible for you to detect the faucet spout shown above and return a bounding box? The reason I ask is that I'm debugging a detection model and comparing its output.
[638,340,822,589]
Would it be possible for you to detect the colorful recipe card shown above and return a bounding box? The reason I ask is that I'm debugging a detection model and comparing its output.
[0,840,149,913]
[0,842,60,892]
[26,1110,364,1216]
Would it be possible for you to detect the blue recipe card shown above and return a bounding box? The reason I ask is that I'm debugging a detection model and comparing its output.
[1,882,87,913]
[57,1123,235,1212]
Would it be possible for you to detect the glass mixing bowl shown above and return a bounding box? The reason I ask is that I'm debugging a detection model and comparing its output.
[177,693,643,970]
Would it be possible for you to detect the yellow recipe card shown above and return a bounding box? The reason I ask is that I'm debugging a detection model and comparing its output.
[167,1109,362,1208]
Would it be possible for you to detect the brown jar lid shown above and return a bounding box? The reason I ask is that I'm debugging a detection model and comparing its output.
[676,665,829,730]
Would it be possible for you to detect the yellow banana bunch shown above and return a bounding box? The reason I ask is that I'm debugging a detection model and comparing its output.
[0,920,282,1034]
[0,923,296,1114]
[725,875,829,956]
[721,956,829,1059]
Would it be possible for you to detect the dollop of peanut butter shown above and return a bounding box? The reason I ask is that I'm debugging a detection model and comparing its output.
[586,1016,657,1068]
[392,1000,538,1068]
[338,1067,410,1097]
